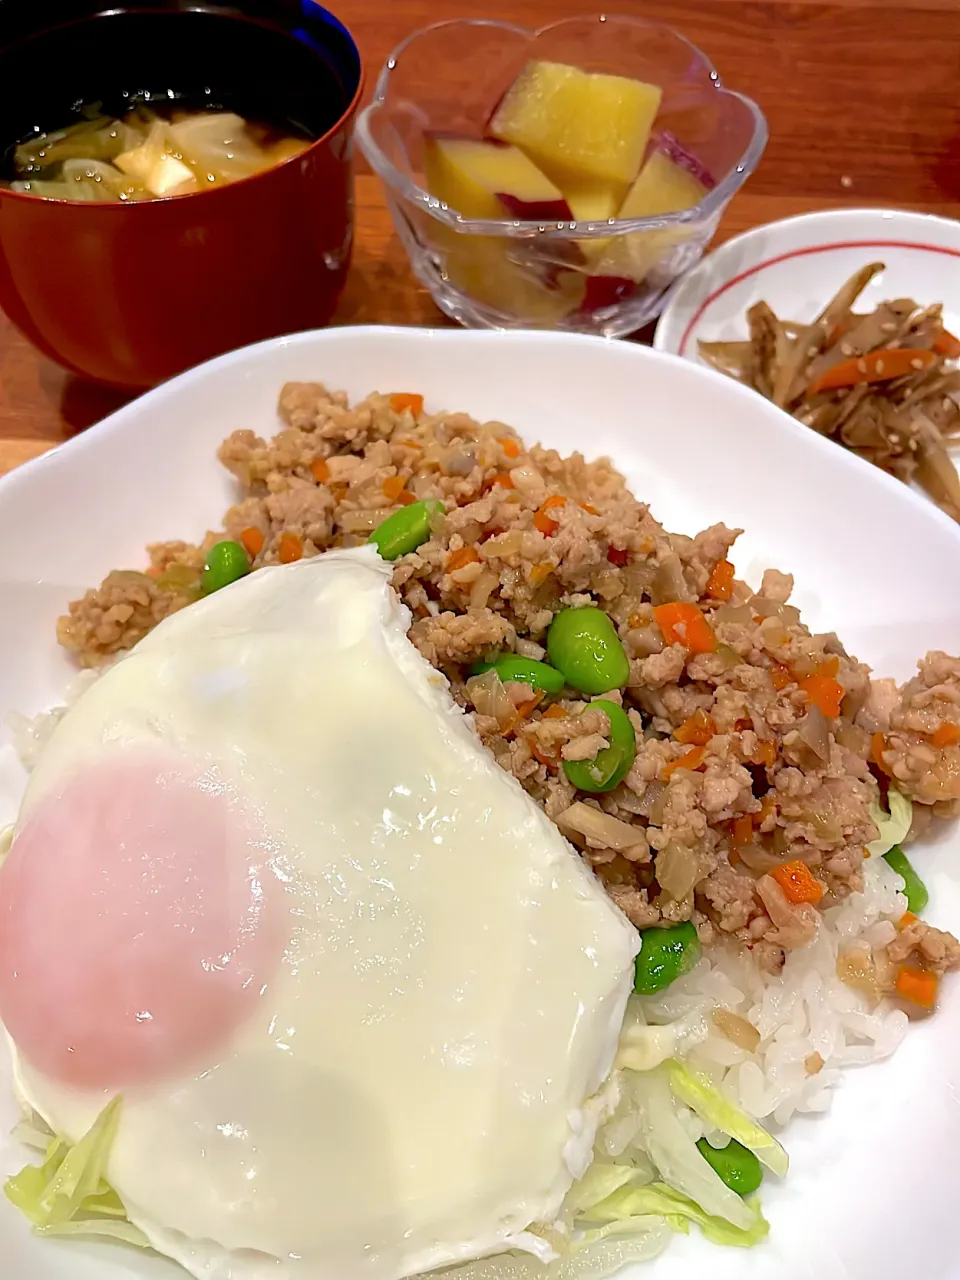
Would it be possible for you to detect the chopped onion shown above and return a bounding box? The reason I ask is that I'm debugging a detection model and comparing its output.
[338,510,383,534]
[797,705,831,760]
[465,669,517,732]
[556,802,647,853]
[634,780,666,820]
[750,596,801,625]
[650,554,691,605]
[469,568,499,611]
[735,843,781,875]
[655,841,701,899]
[712,603,753,626]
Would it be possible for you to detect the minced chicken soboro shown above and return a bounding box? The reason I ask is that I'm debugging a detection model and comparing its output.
[58,382,960,992]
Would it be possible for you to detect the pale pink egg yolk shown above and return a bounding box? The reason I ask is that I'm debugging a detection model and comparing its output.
[0,751,284,1091]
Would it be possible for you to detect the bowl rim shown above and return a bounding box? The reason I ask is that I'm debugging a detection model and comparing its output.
[0,9,365,212]
[355,13,768,241]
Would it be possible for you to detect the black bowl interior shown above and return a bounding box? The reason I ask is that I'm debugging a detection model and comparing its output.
[0,2,362,168]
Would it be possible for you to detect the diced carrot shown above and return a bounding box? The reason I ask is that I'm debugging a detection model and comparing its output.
[145,564,162,579]
[389,392,424,415]
[931,722,960,748]
[770,662,793,691]
[447,546,480,572]
[675,709,717,746]
[753,739,778,767]
[705,559,735,602]
[934,329,960,359]
[809,347,936,394]
[278,532,303,564]
[529,561,554,586]
[899,911,919,929]
[239,526,265,558]
[662,745,706,779]
[607,546,630,567]
[516,690,545,721]
[482,472,515,495]
[772,859,824,904]
[531,741,559,769]
[543,704,568,719]
[310,457,330,484]
[497,435,521,459]
[799,673,844,718]
[871,731,894,777]
[382,475,408,502]
[895,964,938,1010]
[809,655,840,678]
[534,495,568,536]
[330,482,348,503]
[653,602,717,655]
[580,502,598,515]
[731,815,755,847]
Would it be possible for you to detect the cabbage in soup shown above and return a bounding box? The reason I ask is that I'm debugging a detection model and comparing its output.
[4,105,311,201]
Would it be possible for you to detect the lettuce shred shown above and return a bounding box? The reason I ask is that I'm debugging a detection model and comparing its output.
[866,787,912,857]
[4,1096,148,1247]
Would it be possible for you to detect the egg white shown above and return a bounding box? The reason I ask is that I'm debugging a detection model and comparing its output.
[7,548,638,1280]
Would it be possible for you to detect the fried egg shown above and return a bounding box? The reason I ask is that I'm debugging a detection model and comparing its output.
[0,547,638,1280]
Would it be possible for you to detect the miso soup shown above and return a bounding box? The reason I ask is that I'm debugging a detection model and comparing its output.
[3,104,312,202]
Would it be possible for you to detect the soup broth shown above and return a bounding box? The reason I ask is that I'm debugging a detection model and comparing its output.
[4,103,312,202]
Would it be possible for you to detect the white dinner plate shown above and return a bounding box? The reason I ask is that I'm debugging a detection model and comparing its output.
[0,327,959,1280]
[654,207,960,360]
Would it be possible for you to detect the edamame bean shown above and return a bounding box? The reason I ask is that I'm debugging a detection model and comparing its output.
[201,540,250,595]
[370,500,444,561]
[883,845,929,915]
[696,1137,763,1197]
[633,921,701,995]
[470,654,566,693]
[546,607,630,694]
[563,700,637,792]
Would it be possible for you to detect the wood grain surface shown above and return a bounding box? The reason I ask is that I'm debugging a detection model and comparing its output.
[1,0,957,472]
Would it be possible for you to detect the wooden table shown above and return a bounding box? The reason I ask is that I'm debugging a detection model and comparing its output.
[1,0,957,473]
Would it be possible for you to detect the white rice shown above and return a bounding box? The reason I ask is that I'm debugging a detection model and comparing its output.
[6,666,912,1136]
[636,855,910,1128]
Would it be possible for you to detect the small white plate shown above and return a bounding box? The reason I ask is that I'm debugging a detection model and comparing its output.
[654,207,960,359]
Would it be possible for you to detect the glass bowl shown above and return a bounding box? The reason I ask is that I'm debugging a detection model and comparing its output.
[357,15,767,337]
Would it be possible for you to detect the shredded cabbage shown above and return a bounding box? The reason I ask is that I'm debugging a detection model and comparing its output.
[663,1059,788,1177]
[582,1182,768,1248]
[427,1221,672,1280]
[4,1097,148,1247]
[866,787,912,857]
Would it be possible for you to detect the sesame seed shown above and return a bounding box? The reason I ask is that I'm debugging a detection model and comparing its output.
[807,345,819,357]
[875,359,885,374]
[840,342,854,356]
[856,359,867,373]
[880,322,897,333]
[911,357,925,369]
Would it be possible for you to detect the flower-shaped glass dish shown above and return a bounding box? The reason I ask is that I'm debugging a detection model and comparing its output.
[357,15,767,337]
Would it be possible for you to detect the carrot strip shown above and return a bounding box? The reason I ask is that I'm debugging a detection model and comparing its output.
[895,964,938,1009]
[239,526,264,558]
[662,745,706,779]
[579,502,598,515]
[278,532,303,564]
[705,559,735,602]
[772,859,824,904]
[871,731,894,776]
[810,348,936,394]
[497,435,521,459]
[730,815,754,847]
[799,673,844,718]
[446,546,480,572]
[310,457,330,484]
[534,495,567,536]
[931,722,960,748]
[653,602,717,654]
[389,392,424,415]
[934,329,960,359]
[482,472,515,495]
[770,662,793,692]
[675,709,716,746]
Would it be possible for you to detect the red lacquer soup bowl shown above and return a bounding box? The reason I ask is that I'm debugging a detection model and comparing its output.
[0,0,363,389]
